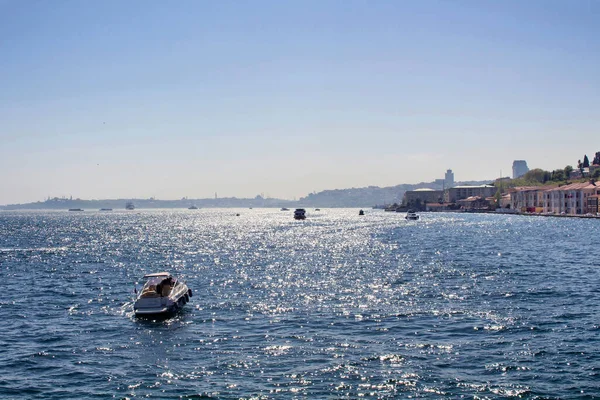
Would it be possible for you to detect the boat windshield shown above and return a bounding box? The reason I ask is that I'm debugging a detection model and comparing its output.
[140,276,168,297]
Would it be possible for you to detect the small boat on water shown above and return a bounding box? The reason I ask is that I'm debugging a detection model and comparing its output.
[99,208,113,211]
[280,207,289,211]
[125,202,135,210]
[294,208,306,220]
[188,205,199,210]
[134,272,192,317]
[359,209,365,215]
[68,208,84,212]
[405,209,420,220]
[315,208,320,211]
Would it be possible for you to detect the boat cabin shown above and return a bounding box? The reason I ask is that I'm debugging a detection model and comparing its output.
[140,273,176,298]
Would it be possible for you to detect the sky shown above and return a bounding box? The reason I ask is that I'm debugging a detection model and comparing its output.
[1,0,599,205]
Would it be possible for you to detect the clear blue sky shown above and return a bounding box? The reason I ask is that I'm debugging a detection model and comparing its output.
[1,0,599,204]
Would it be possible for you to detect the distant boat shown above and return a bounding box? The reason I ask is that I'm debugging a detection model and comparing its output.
[68,208,84,212]
[188,205,199,210]
[125,202,135,210]
[405,209,419,220]
[294,208,306,220]
[359,209,364,215]
[280,207,289,211]
[99,208,113,211]
[315,208,320,211]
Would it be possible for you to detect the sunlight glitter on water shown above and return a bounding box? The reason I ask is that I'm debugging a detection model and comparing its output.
[1,209,600,398]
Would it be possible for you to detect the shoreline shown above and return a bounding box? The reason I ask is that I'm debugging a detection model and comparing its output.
[466,209,600,219]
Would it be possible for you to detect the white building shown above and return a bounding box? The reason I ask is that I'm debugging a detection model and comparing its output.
[543,182,600,215]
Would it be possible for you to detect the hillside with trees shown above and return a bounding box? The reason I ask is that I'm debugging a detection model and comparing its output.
[496,151,600,189]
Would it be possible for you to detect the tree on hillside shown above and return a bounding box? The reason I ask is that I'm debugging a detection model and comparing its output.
[564,165,574,179]
[522,169,546,183]
[551,169,565,182]
[578,159,584,175]
[583,155,590,168]
[593,152,600,165]
[544,170,552,182]
[494,189,502,209]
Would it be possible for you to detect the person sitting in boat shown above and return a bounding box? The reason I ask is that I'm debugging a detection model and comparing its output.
[157,276,174,297]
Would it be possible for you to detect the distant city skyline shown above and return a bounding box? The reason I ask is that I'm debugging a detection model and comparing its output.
[1,1,599,205]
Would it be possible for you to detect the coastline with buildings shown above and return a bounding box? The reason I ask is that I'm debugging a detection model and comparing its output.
[4,154,600,218]
[387,154,600,219]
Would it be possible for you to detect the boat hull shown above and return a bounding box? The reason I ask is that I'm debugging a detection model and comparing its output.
[134,305,179,318]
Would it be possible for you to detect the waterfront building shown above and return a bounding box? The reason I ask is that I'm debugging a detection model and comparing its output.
[448,185,496,203]
[512,160,529,179]
[543,182,600,215]
[587,195,600,214]
[457,196,492,210]
[509,186,551,212]
[403,188,445,206]
[510,181,600,214]
[500,193,512,209]
[445,169,454,188]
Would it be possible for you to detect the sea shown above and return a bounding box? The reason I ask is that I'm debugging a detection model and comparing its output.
[1,209,599,399]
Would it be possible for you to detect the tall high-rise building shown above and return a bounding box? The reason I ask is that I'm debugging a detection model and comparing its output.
[444,169,454,189]
[512,160,529,179]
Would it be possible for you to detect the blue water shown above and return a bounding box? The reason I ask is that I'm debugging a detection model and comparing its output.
[1,209,599,399]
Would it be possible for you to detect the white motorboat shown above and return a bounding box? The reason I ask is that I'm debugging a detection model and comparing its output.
[405,209,420,220]
[294,208,306,220]
[134,272,192,317]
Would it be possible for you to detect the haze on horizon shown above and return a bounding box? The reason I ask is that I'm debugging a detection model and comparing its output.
[1,0,598,205]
